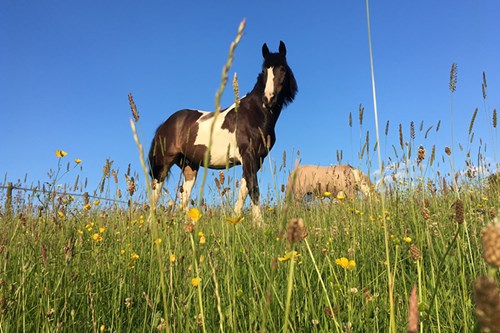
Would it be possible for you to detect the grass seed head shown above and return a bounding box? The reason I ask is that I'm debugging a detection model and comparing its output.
[481,223,500,267]
[286,218,307,243]
[473,276,500,332]
[409,243,421,261]
[454,199,464,225]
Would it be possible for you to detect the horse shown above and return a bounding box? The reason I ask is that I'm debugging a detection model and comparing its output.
[286,164,375,203]
[148,41,297,223]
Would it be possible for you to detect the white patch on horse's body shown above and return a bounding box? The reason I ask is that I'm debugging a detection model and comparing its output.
[264,67,275,106]
[194,105,242,168]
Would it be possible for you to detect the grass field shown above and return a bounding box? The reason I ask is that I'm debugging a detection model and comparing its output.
[1,142,500,332]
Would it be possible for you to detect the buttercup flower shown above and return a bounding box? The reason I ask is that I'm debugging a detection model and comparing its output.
[75,158,82,164]
[55,150,67,158]
[188,208,202,222]
[92,233,103,242]
[278,251,301,262]
[191,277,202,288]
[335,257,356,270]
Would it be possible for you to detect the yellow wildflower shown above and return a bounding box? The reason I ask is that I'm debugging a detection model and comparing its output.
[92,233,103,242]
[199,235,206,245]
[57,211,65,218]
[335,257,356,270]
[169,254,176,263]
[55,149,67,158]
[154,238,162,245]
[75,158,82,164]
[130,252,139,261]
[226,216,244,225]
[278,251,301,262]
[84,203,91,211]
[404,237,412,243]
[337,192,345,200]
[191,277,201,288]
[99,227,106,234]
[77,229,83,235]
[93,200,100,206]
[188,208,202,222]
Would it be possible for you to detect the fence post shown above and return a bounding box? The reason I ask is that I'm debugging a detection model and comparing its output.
[5,182,13,218]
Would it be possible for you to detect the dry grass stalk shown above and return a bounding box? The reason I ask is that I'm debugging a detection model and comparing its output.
[473,276,500,332]
[128,93,140,122]
[493,109,497,129]
[399,124,404,150]
[358,104,364,126]
[429,145,435,167]
[407,284,418,333]
[385,120,389,136]
[410,121,415,140]
[232,72,240,112]
[417,145,425,165]
[482,71,487,100]
[449,63,457,93]
[445,146,451,156]
[469,108,478,135]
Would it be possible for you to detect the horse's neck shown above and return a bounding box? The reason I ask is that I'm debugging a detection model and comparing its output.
[240,93,282,127]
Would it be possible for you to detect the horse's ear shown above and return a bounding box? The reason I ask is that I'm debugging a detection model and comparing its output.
[279,41,287,57]
[262,43,270,58]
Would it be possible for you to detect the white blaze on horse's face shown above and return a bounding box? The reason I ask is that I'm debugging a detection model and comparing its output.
[263,67,275,109]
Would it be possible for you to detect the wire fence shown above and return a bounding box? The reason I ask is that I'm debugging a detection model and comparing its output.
[1,182,131,214]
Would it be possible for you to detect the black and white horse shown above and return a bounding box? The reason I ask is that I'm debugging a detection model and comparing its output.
[148,41,297,223]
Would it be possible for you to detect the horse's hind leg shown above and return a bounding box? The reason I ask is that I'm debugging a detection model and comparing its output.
[181,165,198,211]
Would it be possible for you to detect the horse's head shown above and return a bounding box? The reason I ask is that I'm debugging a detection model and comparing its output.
[261,41,297,111]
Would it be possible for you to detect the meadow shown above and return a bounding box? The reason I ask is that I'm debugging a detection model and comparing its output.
[1,111,500,333]
[2,21,500,333]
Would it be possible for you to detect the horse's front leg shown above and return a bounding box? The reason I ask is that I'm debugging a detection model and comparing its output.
[181,165,198,211]
[235,159,263,225]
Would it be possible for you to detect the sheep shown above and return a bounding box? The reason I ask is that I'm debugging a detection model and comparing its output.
[286,164,375,203]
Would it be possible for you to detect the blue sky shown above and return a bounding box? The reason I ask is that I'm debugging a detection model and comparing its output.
[2,1,500,203]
